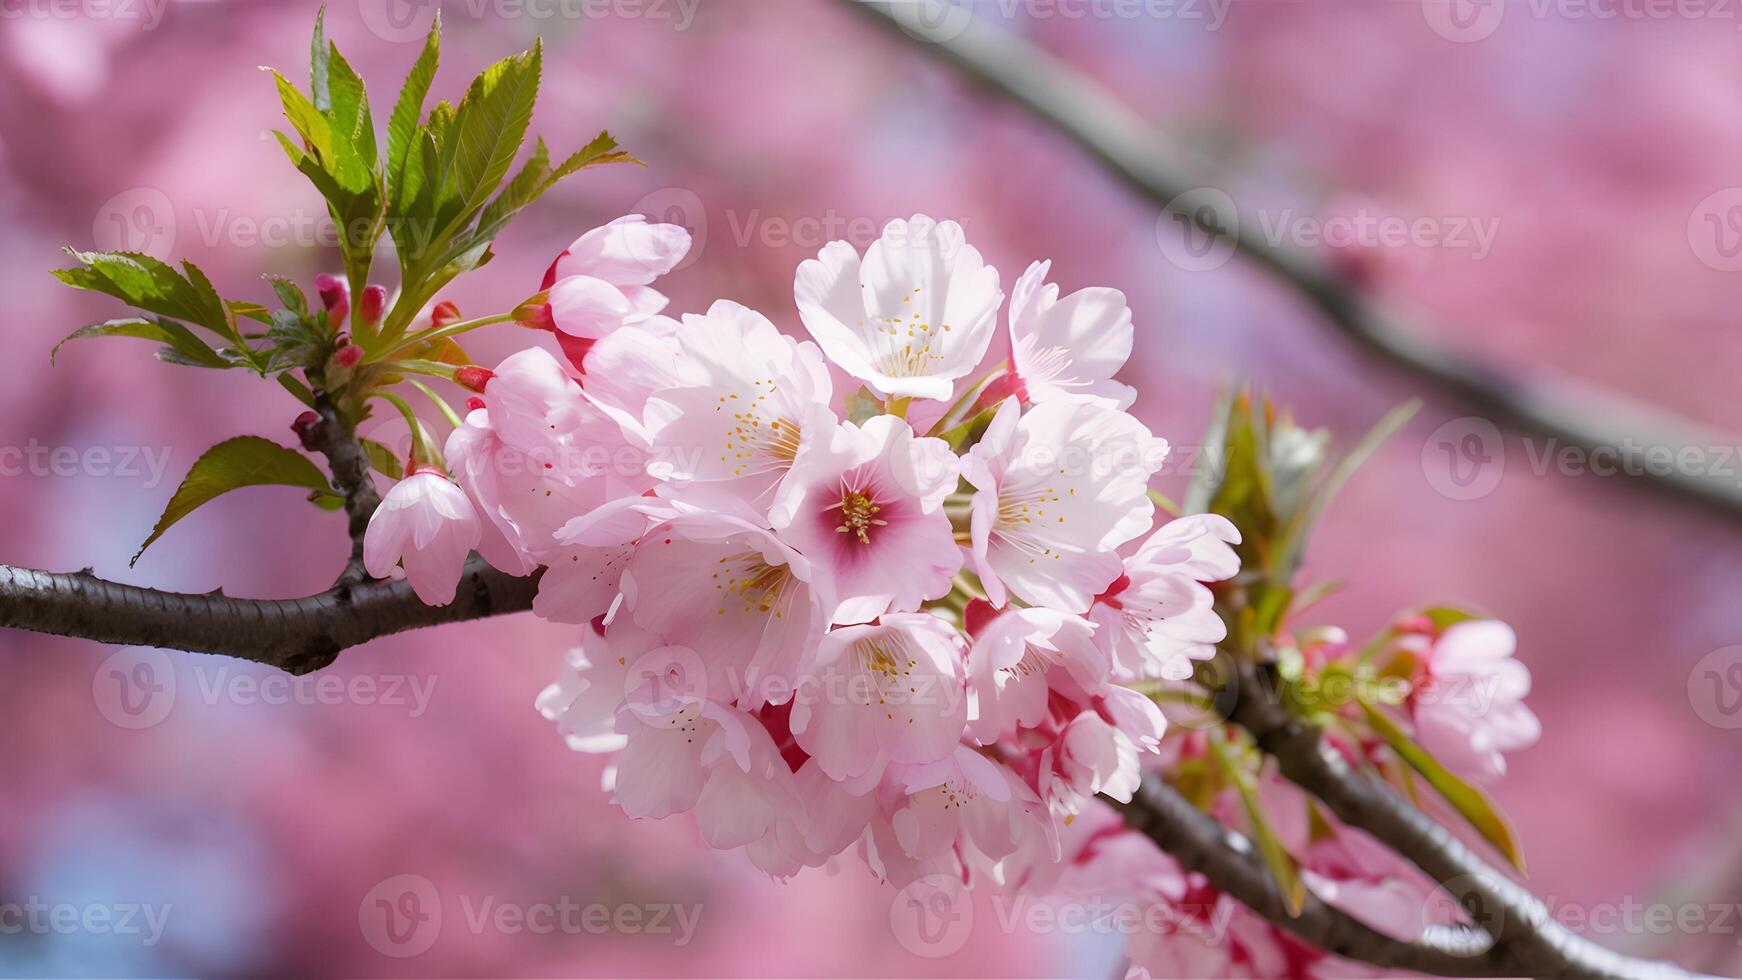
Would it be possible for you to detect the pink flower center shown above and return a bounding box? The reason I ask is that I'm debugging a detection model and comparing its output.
[831,489,887,544]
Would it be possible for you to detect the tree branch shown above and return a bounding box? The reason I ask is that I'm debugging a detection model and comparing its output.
[1220,660,1696,979]
[1113,776,1501,977]
[0,558,539,674]
[305,391,383,586]
[846,0,1742,525]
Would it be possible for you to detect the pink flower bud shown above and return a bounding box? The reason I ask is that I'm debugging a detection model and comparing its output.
[291,410,322,451]
[314,273,347,310]
[455,365,494,393]
[465,396,486,412]
[515,301,556,332]
[359,285,387,327]
[333,343,362,369]
[430,300,461,329]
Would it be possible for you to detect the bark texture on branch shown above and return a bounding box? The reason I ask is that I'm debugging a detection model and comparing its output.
[0,559,539,674]
[306,392,384,586]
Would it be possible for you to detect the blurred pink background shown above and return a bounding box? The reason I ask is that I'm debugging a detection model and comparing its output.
[3,0,1742,975]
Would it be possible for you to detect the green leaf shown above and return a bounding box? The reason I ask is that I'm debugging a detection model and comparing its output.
[1359,701,1527,872]
[309,6,331,111]
[939,404,1000,453]
[52,317,228,369]
[267,276,309,318]
[270,69,333,157]
[325,44,377,188]
[134,436,334,565]
[53,251,230,335]
[361,438,403,479]
[1210,732,1306,916]
[388,14,441,204]
[451,42,541,213]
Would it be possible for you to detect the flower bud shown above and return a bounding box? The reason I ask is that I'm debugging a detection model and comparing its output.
[430,300,461,329]
[314,273,347,310]
[465,396,487,412]
[513,292,555,332]
[291,410,322,451]
[334,343,363,369]
[455,365,494,393]
[359,284,387,328]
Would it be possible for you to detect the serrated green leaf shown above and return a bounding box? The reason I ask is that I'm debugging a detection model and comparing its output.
[452,43,541,213]
[1359,701,1527,872]
[133,436,334,565]
[325,44,377,189]
[268,276,309,317]
[52,316,228,369]
[271,69,333,158]
[54,251,228,334]
[388,14,440,206]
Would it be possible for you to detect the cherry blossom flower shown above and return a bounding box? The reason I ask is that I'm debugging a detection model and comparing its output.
[1409,620,1541,783]
[794,214,1002,401]
[362,469,481,606]
[964,397,1165,611]
[788,614,967,785]
[642,300,836,508]
[770,415,960,624]
[1090,514,1242,682]
[964,606,1106,744]
[1006,260,1136,409]
[543,214,692,344]
[620,511,833,709]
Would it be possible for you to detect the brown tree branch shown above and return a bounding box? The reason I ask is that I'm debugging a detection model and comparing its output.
[846,0,1742,525]
[1113,776,1501,976]
[1217,660,1697,979]
[0,558,539,674]
[304,391,383,586]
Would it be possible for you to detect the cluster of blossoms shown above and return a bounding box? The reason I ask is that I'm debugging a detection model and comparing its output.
[360,212,1540,975]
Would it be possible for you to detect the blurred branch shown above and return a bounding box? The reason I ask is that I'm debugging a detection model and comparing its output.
[1114,776,1500,976]
[847,0,1742,524]
[0,558,540,675]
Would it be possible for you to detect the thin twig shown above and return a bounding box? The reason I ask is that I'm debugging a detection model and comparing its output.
[846,0,1742,523]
